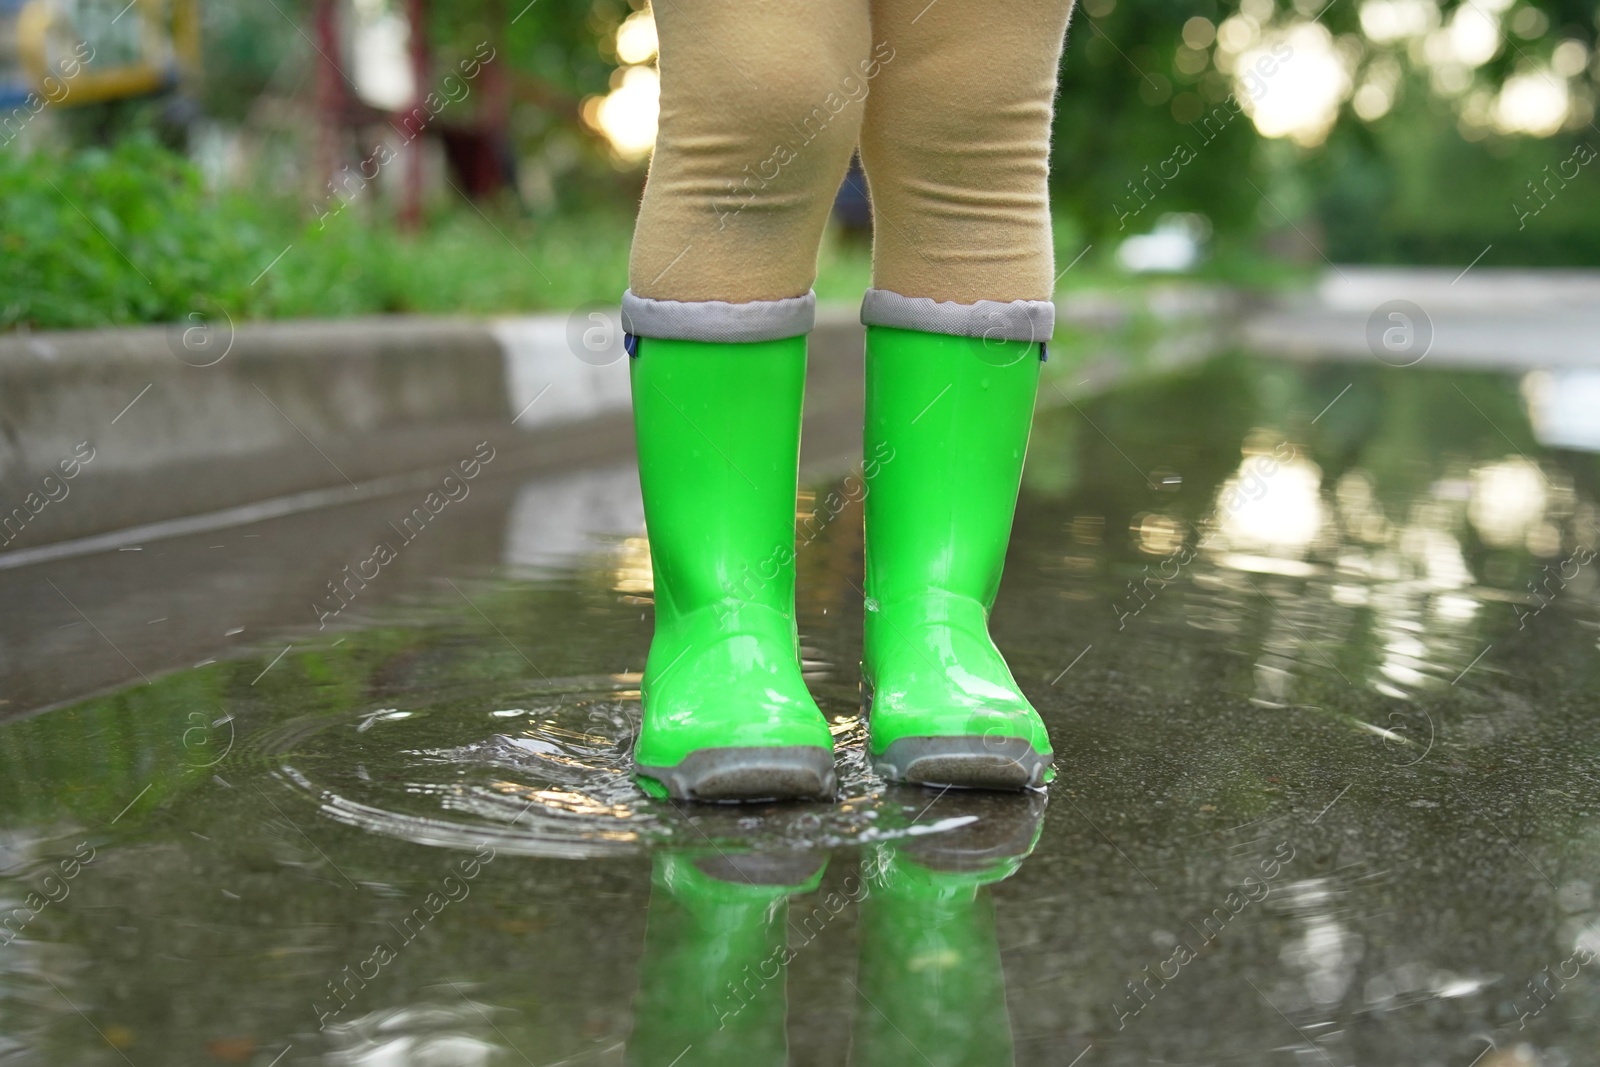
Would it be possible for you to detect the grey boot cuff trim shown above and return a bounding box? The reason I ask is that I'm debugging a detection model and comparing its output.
[620,289,816,343]
[860,289,1056,342]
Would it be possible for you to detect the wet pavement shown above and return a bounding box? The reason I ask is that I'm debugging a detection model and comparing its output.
[3,351,1599,1066]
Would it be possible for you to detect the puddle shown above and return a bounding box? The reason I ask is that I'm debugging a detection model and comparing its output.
[260,673,982,859]
[3,353,1600,1065]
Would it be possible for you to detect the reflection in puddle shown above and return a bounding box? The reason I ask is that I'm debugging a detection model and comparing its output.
[323,1002,502,1067]
[501,464,645,571]
[631,795,1044,1067]
[1177,419,1593,710]
[1215,440,1325,555]
[1526,369,1600,453]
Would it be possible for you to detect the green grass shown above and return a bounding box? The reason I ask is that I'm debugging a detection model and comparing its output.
[0,136,645,329]
[257,203,641,321]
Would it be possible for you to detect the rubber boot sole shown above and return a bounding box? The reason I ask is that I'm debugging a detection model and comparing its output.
[636,746,837,802]
[877,736,1050,791]
[862,679,1050,792]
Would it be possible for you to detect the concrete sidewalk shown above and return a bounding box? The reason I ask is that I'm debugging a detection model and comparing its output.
[1242,267,1600,369]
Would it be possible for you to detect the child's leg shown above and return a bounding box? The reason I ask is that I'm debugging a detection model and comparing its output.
[628,0,871,306]
[624,0,870,801]
[858,0,1074,307]
[856,0,1074,791]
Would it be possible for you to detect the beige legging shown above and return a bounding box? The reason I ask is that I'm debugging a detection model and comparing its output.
[624,0,1075,343]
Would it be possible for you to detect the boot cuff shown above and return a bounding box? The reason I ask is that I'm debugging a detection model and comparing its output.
[860,289,1055,342]
[621,290,815,343]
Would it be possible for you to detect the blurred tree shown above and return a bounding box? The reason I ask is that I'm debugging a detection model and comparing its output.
[1048,0,1600,264]
[420,0,636,211]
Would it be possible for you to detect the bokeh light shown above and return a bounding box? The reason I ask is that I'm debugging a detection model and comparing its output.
[1235,22,1353,146]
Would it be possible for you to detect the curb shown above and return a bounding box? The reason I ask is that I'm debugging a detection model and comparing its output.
[0,311,869,565]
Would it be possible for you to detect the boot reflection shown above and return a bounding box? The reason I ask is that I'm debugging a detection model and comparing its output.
[628,850,827,1067]
[851,792,1046,1067]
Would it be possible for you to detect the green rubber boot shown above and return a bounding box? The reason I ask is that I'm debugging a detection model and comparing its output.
[862,325,1053,790]
[851,793,1045,1067]
[628,851,826,1066]
[630,336,836,801]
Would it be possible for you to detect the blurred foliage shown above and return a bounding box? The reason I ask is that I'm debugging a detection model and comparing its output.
[1054,0,1600,263]
[0,134,647,329]
[197,0,307,122]
[1313,88,1600,262]
[0,136,270,328]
